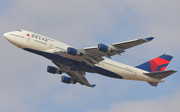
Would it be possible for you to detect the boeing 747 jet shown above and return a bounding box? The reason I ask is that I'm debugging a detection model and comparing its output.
[4,29,177,87]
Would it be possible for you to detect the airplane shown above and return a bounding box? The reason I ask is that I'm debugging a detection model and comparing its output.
[4,29,177,87]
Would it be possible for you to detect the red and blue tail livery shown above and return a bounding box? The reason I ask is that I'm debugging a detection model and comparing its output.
[136,54,173,72]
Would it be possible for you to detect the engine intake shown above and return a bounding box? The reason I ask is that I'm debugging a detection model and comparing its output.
[67,47,83,56]
[61,76,75,84]
[47,66,62,74]
[97,44,111,52]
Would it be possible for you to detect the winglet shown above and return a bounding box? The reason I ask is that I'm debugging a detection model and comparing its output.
[91,84,96,88]
[145,37,154,41]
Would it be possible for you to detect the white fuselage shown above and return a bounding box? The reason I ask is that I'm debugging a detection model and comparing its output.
[4,30,164,83]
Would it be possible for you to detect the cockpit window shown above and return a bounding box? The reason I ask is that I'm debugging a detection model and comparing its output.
[17,29,22,32]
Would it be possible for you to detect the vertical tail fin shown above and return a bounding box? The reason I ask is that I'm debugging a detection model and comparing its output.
[136,54,173,72]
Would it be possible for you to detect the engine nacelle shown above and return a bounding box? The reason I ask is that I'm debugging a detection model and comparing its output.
[67,47,83,56]
[97,43,111,52]
[61,76,75,84]
[47,66,62,74]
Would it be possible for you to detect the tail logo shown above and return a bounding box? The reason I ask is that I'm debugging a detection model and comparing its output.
[149,57,170,72]
[136,54,173,72]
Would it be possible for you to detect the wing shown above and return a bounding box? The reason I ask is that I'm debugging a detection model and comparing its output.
[53,61,95,87]
[54,37,154,67]
[66,71,93,87]
[84,37,154,57]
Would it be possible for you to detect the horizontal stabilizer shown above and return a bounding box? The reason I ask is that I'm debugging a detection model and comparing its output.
[145,70,177,87]
[147,82,159,87]
[144,70,177,79]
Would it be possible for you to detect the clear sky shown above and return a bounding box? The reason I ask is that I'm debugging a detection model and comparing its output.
[0,0,180,112]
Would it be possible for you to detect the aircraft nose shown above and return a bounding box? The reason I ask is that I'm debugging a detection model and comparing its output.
[3,32,9,39]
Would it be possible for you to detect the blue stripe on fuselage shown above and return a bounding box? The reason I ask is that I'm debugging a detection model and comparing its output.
[23,48,123,79]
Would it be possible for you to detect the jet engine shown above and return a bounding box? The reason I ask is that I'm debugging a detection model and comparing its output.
[47,66,62,74]
[67,47,83,56]
[61,76,76,84]
[97,43,112,52]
